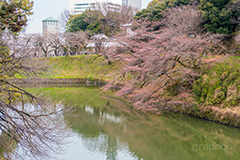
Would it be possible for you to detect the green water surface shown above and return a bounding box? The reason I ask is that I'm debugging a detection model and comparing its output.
[27,84,240,160]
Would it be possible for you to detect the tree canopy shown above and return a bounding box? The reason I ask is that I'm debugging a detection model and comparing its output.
[67,12,89,32]
[200,0,240,34]
[134,0,240,34]
[67,3,136,36]
[67,10,102,34]
[134,0,194,21]
[0,0,33,32]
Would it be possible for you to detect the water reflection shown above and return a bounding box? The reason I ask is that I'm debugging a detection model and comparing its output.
[27,85,240,160]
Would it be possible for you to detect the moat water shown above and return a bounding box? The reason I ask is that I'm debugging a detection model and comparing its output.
[16,84,240,160]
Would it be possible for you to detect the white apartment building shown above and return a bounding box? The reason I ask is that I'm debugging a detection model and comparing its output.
[69,0,122,14]
[122,0,142,11]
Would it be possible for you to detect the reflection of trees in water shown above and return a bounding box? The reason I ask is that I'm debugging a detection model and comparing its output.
[65,105,122,159]
[106,137,118,160]
[6,102,68,160]
[64,102,240,160]
[34,86,240,160]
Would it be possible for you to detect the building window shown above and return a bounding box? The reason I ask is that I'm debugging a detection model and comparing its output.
[74,3,90,6]
[74,7,90,10]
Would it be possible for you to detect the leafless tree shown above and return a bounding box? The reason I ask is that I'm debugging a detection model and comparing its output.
[93,2,121,15]
[2,32,37,58]
[90,2,136,36]
[58,10,70,32]
[120,5,136,24]
[62,31,90,56]
[0,31,67,159]
[33,34,57,57]
[48,33,64,57]
[30,33,66,57]
[163,5,204,35]
[90,34,114,64]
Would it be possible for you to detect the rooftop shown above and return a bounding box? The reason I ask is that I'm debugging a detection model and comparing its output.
[42,17,59,22]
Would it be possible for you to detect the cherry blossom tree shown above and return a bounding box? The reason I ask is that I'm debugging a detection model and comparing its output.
[107,5,225,110]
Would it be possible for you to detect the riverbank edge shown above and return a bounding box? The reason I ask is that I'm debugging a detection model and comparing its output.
[12,78,240,128]
[9,78,107,85]
[158,103,240,128]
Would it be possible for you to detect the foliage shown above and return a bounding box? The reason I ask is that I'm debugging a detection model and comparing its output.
[99,11,122,36]
[134,9,150,20]
[134,3,166,21]
[199,0,240,34]
[85,10,103,34]
[0,0,33,32]
[67,3,135,36]
[193,60,240,107]
[136,0,240,34]
[147,0,162,9]
[134,1,167,21]
[134,0,194,21]
[67,10,105,35]
[67,12,90,32]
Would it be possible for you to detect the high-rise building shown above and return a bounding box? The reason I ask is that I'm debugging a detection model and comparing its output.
[42,17,59,35]
[69,0,94,14]
[122,0,142,11]
[69,0,122,14]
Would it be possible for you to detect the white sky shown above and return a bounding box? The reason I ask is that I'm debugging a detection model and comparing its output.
[26,0,152,33]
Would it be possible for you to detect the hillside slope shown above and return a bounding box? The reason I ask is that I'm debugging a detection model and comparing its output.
[40,55,122,82]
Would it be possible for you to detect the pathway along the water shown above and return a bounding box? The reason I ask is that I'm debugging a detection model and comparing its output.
[16,84,240,160]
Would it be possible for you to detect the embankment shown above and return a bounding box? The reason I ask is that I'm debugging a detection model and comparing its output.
[14,55,122,84]
[159,57,240,128]
[14,55,240,128]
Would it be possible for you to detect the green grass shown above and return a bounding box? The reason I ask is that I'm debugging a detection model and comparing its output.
[229,56,240,59]
[192,59,240,107]
[38,55,122,81]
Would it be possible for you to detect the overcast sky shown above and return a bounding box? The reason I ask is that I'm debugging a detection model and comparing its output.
[26,0,152,33]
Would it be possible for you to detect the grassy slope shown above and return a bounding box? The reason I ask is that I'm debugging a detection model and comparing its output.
[27,55,240,127]
[167,56,240,127]
[39,55,122,81]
